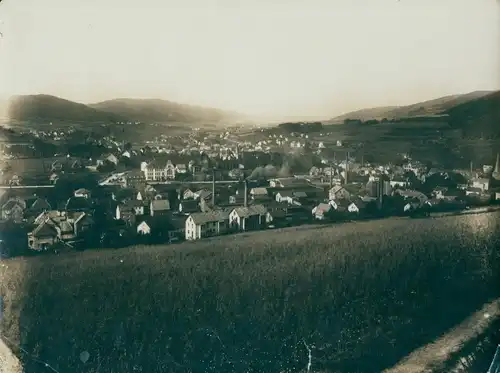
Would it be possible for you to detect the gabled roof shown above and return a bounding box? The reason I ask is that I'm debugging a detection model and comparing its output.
[121,200,144,209]
[314,203,332,213]
[189,210,230,225]
[250,187,268,195]
[31,220,58,238]
[65,197,92,211]
[231,204,268,218]
[27,197,51,211]
[2,198,26,211]
[151,199,170,211]
[349,198,367,209]
[329,185,345,194]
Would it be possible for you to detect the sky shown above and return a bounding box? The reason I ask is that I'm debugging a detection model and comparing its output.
[0,0,499,119]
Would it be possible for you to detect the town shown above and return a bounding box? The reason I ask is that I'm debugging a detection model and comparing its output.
[1,122,500,258]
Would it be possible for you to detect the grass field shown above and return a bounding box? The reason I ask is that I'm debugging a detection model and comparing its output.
[1,213,499,373]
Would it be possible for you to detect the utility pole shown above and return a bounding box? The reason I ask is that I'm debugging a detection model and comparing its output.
[211,168,216,206]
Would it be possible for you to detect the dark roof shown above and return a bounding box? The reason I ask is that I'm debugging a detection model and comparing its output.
[231,204,267,218]
[65,197,92,211]
[180,199,200,213]
[151,199,170,211]
[189,210,231,225]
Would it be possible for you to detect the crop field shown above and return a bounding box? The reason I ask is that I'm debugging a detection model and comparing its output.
[1,212,499,373]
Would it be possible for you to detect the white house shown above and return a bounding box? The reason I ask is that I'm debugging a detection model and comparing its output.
[229,204,268,231]
[329,185,350,201]
[471,177,490,192]
[275,191,294,204]
[185,210,230,240]
[136,220,151,235]
[74,188,91,199]
[347,199,366,213]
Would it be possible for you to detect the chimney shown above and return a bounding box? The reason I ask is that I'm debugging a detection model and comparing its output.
[494,153,500,174]
[329,164,333,189]
[344,152,349,185]
[244,179,248,207]
[212,168,216,206]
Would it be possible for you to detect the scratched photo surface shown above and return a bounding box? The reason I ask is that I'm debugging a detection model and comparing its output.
[0,0,499,372]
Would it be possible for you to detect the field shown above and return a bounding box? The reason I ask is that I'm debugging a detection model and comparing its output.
[1,213,500,373]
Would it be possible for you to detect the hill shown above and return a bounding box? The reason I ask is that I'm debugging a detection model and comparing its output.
[89,98,244,125]
[327,106,399,123]
[327,91,494,123]
[445,90,500,137]
[7,94,125,124]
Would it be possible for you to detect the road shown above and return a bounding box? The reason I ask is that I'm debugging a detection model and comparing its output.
[384,299,500,373]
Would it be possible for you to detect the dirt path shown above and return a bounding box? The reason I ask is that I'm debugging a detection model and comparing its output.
[0,338,22,373]
[384,299,500,373]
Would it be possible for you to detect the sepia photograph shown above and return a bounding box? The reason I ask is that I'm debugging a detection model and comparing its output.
[0,0,499,372]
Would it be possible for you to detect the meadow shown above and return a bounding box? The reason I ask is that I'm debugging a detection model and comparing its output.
[1,212,499,373]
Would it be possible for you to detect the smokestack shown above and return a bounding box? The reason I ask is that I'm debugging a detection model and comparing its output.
[344,152,349,185]
[244,179,248,207]
[329,164,333,189]
[212,168,216,206]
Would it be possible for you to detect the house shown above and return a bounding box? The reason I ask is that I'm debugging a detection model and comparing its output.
[74,188,91,199]
[275,190,295,204]
[179,199,200,214]
[403,201,421,213]
[329,185,351,201]
[49,173,59,184]
[27,220,59,251]
[125,170,146,188]
[393,189,428,203]
[347,199,366,214]
[390,177,409,188]
[1,198,26,223]
[136,220,152,235]
[311,202,335,220]
[175,164,187,174]
[249,187,268,199]
[116,200,145,219]
[166,215,186,242]
[269,177,312,188]
[266,208,288,227]
[65,197,92,212]
[150,199,170,216]
[465,187,485,197]
[471,177,490,192]
[185,210,231,240]
[194,189,212,201]
[229,204,268,231]
[182,188,196,200]
[24,197,52,221]
[309,166,321,177]
[105,154,119,165]
[28,211,94,251]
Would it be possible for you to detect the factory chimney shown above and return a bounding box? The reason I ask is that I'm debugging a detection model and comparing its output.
[244,179,248,207]
[212,168,216,206]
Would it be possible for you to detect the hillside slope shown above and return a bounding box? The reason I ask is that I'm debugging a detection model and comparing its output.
[89,98,243,124]
[7,95,125,124]
[445,90,500,137]
[328,106,399,123]
[327,91,494,123]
